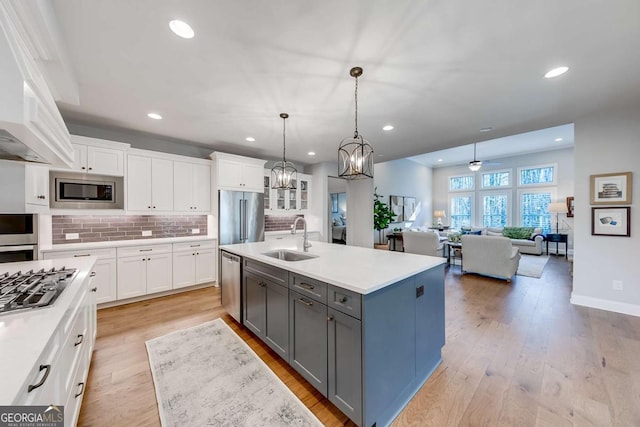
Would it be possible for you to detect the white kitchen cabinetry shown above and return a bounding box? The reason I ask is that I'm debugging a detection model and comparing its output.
[264,170,312,213]
[49,135,129,176]
[127,153,173,211]
[43,248,117,304]
[211,152,266,192]
[0,160,49,213]
[172,240,217,289]
[173,161,212,212]
[117,244,173,299]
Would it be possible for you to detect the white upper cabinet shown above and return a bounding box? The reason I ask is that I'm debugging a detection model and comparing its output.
[264,170,312,213]
[127,154,173,211]
[0,160,49,213]
[173,161,211,212]
[211,152,266,192]
[55,135,129,176]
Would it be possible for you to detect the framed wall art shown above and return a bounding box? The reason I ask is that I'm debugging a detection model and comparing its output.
[566,196,574,217]
[590,172,632,205]
[390,195,405,221]
[591,206,630,237]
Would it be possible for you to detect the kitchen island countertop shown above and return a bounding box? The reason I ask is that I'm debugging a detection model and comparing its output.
[220,240,444,295]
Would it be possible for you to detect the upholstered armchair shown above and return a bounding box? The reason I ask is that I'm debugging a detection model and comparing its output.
[461,235,520,282]
[402,231,444,257]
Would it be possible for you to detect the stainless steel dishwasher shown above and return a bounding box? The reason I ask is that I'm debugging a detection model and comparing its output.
[220,251,241,322]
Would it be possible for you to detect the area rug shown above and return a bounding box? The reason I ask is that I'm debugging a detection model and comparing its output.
[517,254,550,278]
[146,318,322,427]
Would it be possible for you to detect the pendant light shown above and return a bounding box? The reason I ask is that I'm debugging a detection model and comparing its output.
[468,143,482,172]
[271,113,297,190]
[338,67,374,179]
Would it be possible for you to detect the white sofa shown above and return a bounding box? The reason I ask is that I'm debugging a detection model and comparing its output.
[462,227,544,255]
[402,231,444,257]
[461,235,521,282]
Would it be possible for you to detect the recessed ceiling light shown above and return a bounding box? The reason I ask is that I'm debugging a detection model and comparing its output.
[307,151,316,156]
[480,127,493,132]
[437,158,444,162]
[554,137,563,142]
[382,125,394,131]
[169,20,195,39]
[245,137,255,142]
[147,113,162,120]
[544,66,569,78]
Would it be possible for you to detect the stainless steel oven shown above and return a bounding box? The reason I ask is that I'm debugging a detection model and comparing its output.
[0,214,38,263]
[50,171,124,209]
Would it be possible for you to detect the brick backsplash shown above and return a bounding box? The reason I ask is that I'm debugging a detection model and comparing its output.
[52,215,208,244]
[265,214,304,232]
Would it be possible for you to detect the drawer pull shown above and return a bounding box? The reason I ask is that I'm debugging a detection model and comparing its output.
[298,297,313,307]
[338,296,348,303]
[139,249,153,252]
[90,287,97,292]
[259,282,267,288]
[298,282,315,290]
[189,244,201,248]
[75,382,85,398]
[28,364,51,393]
[74,254,91,257]
[74,334,84,347]
[90,271,96,277]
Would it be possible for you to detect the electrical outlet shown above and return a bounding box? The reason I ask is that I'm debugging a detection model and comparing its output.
[65,233,79,240]
[612,280,623,291]
[191,228,200,234]
[142,230,152,237]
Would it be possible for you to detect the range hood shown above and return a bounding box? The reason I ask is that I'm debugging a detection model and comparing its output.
[0,2,74,167]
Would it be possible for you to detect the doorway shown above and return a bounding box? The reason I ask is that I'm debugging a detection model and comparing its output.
[328,176,347,244]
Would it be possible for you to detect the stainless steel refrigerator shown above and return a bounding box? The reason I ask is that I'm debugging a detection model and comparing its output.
[219,190,264,322]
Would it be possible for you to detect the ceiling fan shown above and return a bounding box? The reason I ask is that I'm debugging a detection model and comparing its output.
[468,143,501,171]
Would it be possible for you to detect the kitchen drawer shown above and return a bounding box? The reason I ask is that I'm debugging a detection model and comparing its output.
[244,258,288,286]
[173,240,216,252]
[328,285,362,320]
[58,293,88,399]
[14,331,61,405]
[117,244,172,257]
[43,247,117,260]
[289,273,327,304]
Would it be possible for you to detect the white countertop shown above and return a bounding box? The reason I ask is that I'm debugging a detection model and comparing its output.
[220,241,445,295]
[41,235,217,252]
[0,257,96,404]
[265,230,320,236]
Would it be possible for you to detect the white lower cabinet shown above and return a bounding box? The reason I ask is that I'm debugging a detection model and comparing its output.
[43,248,117,304]
[172,240,217,289]
[117,244,173,299]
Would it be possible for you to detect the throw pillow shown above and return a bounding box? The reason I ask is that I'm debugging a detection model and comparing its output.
[503,227,534,240]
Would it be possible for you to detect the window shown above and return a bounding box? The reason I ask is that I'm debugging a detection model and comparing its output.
[519,164,556,186]
[481,170,511,188]
[519,188,556,233]
[482,192,509,227]
[449,175,474,191]
[449,193,473,229]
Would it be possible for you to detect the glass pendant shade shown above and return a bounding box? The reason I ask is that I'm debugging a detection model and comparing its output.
[271,113,297,190]
[338,66,374,179]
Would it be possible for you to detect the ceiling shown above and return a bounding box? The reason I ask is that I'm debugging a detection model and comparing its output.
[51,0,640,165]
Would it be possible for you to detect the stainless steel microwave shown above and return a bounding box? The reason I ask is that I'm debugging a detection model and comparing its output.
[50,171,124,209]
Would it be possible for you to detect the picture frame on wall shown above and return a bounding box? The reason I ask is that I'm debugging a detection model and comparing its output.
[390,195,404,221]
[591,206,631,237]
[566,196,574,217]
[590,172,632,205]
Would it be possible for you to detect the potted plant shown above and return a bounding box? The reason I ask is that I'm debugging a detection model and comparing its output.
[374,188,396,249]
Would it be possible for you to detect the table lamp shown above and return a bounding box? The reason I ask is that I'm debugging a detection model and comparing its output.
[547,202,568,233]
[433,210,446,228]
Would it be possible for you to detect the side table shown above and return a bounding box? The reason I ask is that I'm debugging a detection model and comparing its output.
[544,233,568,258]
[446,241,463,269]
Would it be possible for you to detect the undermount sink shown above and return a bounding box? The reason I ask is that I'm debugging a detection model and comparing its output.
[262,249,318,262]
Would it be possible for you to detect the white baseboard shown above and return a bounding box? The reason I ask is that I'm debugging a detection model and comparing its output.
[571,293,640,317]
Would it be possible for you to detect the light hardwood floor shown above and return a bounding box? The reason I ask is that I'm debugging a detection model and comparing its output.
[77,256,640,426]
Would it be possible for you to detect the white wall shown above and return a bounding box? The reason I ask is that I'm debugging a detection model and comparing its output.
[346,178,374,248]
[572,106,640,317]
[374,158,433,228]
[307,162,336,241]
[432,148,575,249]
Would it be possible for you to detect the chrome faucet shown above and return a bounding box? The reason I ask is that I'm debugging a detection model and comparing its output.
[292,217,312,252]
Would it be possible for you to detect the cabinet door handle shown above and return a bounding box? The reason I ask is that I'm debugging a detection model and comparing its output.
[75,382,85,398]
[74,254,91,257]
[74,334,84,347]
[260,282,267,287]
[91,287,97,292]
[153,206,156,209]
[90,271,96,277]
[327,315,334,321]
[338,296,348,303]
[81,166,86,170]
[140,249,153,252]
[28,365,51,393]
[298,297,313,307]
[299,282,315,290]
[88,167,93,171]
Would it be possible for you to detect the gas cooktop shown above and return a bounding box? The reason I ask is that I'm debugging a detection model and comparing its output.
[0,267,77,315]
